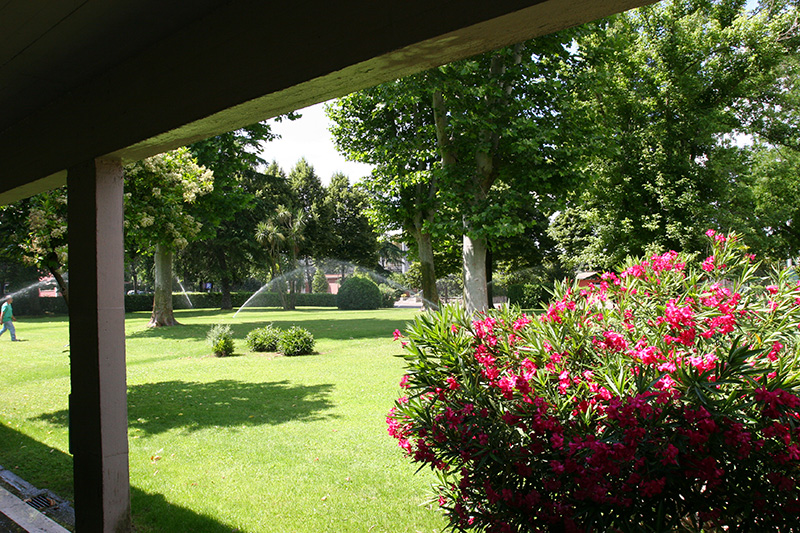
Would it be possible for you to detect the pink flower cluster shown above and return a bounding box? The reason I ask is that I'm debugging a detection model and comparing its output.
[388,231,800,531]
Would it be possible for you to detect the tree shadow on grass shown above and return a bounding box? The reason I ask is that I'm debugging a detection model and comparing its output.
[35,379,337,436]
[0,422,240,532]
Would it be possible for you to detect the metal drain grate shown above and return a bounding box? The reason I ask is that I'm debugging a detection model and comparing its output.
[25,494,55,510]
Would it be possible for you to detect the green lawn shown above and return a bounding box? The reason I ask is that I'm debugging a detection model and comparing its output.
[0,307,446,532]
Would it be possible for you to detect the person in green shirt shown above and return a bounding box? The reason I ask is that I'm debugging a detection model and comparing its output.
[0,297,18,341]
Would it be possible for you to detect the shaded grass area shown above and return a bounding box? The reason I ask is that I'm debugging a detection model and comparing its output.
[0,308,445,532]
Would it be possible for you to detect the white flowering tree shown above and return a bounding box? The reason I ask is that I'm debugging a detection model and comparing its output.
[124,148,213,326]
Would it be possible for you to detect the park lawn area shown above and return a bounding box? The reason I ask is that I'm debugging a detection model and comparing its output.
[0,307,447,533]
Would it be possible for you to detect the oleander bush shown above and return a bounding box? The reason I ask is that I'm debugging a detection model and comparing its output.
[207,324,235,357]
[246,324,281,352]
[389,231,800,532]
[337,276,382,310]
[277,326,315,356]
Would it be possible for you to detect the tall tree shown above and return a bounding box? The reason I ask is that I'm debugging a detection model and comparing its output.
[24,188,70,304]
[328,75,444,308]
[325,173,379,270]
[752,144,800,258]
[124,148,213,326]
[255,205,305,309]
[0,199,47,299]
[287,158,335,286]
[183,124,285,309]
[549,0,800,270]
[330,30,585,312]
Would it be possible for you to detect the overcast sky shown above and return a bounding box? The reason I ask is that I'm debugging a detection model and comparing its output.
[260,101,374,185]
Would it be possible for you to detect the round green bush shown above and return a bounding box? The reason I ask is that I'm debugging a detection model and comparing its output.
[206,324,234,357]
[337,276,381,310]
[245,324,281,352]
[277,326,315,356]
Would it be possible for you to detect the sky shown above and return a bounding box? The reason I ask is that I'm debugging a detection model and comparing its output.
[260,101,374,185]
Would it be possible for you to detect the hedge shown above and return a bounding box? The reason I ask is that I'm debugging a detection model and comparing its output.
[11,291,338,316]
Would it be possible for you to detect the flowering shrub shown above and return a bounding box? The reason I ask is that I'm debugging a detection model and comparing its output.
[388,232,800,532]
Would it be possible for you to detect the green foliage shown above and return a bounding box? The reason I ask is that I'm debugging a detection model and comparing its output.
[131,291,338,312]
[325,173,380,268]
[312,268,329,293]
[506,283,547,310]
[377,283,401,308]
[182,124,288,310]
[402,262,423,292]
[329,28,586,309]
[549,0,799,269]
[255,205,306,310]
[752,145,800,259]
[337,276,382,310]
[124,148,213,252]
[12,294,67,316]
[277,326,315,356]
[245,324,281,352]
[206,324,234,357]
[288,158,335,261]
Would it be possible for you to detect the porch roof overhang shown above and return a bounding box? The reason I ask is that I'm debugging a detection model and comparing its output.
[0,0,655,205]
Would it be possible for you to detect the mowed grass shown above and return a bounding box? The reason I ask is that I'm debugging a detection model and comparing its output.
[0,307,447,532]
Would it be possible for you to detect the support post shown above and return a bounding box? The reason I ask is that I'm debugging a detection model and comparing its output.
[67,159,131,532]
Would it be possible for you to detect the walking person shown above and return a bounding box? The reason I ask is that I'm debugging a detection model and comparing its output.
[0,297,18,341]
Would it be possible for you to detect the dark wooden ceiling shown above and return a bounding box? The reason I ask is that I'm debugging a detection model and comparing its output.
[0,0,655,204]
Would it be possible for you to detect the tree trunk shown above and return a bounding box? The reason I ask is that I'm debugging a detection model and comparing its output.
[304,257,313,293]
[415,229,439,310]
[220,277,232,310]
[148,243,179,327]
[463,228,489,314]
[49,265,70,309]
[486,245,493,307]
[131,265,139,294]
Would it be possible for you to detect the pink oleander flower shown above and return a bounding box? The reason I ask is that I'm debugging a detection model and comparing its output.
[393,329,402,340]
[390,231,800,532]
[768,341,783,362]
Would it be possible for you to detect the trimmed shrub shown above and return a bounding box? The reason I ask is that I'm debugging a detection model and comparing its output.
[337,276,381,310]
[206,324,234,357]
[277,326,315,356]
[245,324,281,352]
[389,231,800,532]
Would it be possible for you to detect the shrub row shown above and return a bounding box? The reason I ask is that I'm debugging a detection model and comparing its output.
[245,324,315,356]
[12,291,339,316]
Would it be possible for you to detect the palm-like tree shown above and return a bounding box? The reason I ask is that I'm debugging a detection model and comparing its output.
[255,206,305,309]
